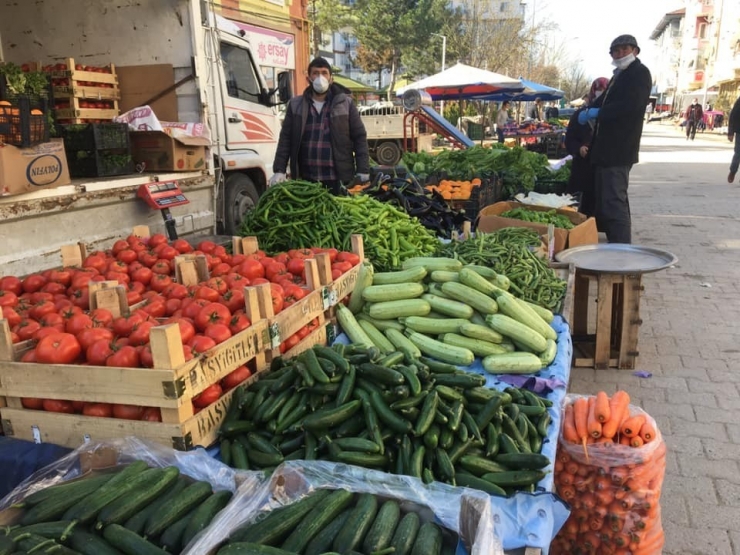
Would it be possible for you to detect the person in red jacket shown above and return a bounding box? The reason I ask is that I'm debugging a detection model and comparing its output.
[685,98,703,141]
[728,94,740,183]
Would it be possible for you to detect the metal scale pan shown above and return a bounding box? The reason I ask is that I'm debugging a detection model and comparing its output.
[555,244,678,274]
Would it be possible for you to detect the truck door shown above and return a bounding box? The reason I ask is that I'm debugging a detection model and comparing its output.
[219,39,278,153]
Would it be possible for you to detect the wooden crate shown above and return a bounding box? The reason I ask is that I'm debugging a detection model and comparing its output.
[0,235,364,449]
[50,58,120,123]
[53,84,120,101]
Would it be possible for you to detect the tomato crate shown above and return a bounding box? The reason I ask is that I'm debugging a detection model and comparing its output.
[0,290,273,450]
[0,96,50,147]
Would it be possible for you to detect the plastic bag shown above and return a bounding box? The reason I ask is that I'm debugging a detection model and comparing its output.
[0,436,264,554]
[187,460,504,555]
[551,394,665,555]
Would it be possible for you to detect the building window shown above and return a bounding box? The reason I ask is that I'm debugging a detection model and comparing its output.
[500,2,508,12]
[697,22,707,39]
[671,22,680,38]
[220,42,261,101]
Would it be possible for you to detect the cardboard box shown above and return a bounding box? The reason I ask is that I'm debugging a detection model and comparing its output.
[0,139,71,196]
[130,130,208,172]
[477,201,598,253]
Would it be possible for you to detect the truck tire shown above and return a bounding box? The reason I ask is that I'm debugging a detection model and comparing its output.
[375,141,402,166]
[224,172,260,235]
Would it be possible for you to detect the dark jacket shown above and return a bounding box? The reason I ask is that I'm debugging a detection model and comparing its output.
[590,58,652,168]
[729,96,740,136]
[685,103,703,122]
[273,82,370,183]
[564,107,596,216]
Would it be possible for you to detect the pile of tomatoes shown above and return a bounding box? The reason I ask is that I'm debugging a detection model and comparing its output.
[0,232,359,422]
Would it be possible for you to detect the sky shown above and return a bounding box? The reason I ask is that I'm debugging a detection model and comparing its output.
[532,0,682,80]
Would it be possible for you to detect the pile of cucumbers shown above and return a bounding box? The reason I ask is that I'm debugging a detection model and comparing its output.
[218,489,457,555]
[3,461,233,555]
[341,256,559,376]
[219,343,550,496]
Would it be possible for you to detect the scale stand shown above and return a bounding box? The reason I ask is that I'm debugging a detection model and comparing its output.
[137,181,190,241]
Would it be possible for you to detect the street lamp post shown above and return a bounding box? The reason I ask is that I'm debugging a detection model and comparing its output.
[432,32,447,116]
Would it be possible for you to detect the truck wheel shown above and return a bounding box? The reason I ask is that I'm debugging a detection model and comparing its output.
[375,141,402,166]
[224,173,260,235]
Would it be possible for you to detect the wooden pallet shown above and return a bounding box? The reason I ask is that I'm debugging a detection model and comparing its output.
[55,108,119,121]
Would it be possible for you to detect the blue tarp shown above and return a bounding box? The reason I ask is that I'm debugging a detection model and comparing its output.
[473,79,564,102]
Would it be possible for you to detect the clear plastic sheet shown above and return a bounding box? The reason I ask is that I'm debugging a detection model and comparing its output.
[188,460,504,555]
[551,395,666,555]
[0,436,265,554]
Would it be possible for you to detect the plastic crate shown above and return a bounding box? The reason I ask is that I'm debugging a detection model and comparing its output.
[534,178,568,195]
[60,122,129,151]
[0,96,50,147]
[67,149,135,178]
[445,177,498,220]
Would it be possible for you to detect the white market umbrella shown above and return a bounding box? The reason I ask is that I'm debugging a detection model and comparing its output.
[395,63,523,100]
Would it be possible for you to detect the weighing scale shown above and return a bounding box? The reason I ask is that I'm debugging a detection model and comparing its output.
[137,181,189,240]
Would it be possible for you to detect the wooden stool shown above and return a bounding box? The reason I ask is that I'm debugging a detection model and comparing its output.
[572,270,643,369]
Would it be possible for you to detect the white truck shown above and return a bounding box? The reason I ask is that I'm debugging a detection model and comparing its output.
[0,0,291,275]
[359,102,434,166]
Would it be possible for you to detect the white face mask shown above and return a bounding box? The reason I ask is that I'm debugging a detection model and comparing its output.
[594,90,604,99]
[312,75,330,94]
[612,52,636,70]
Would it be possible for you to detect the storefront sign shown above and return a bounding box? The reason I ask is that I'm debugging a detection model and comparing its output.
[232,21,295,69]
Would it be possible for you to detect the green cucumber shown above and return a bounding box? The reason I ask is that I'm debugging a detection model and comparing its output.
[103,524,167,555]
[332,493,378,554]
[305,510,351,555]
[372,266,428,284]
[495,453,550,470]
[144,480,212,538]
[282,489,355,553]
[67,528,124,555]
[389,512,420,555]
[218,543,295,555]
[303,400,362,431]
[458,455,510,476]
[363,500,400,554]
[21,472,116,508]
[410,522,442,555]
[181,490,234,547]
[123,477,189,534]
[8,521,76,542]
[454,473,506,497]
[481,470,547,487]
[158,508,197,552]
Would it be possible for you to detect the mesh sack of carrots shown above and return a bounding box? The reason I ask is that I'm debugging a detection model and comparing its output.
[550,392,666,555]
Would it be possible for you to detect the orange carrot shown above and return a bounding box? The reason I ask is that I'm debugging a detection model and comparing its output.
[562,402,579,443]
[602,390,631,439]
[595,391,611,423]
[587,396,603,438]
[621,414,646,438]
[631,436,645,448]
[639,420,656,443]
[573,397,589,441]
[619,435,632,446]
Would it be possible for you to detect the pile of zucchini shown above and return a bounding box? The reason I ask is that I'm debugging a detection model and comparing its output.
[218,489,457,555]
[3,461,233,555]
[219,343,550,496]
[342,257,558,375]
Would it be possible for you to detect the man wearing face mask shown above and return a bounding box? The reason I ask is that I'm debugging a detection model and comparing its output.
[270,57,370,195]
[684,98,703,141]
[578,34,652,244]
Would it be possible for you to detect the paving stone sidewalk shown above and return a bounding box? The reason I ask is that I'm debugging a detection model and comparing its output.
[567,123,740,554]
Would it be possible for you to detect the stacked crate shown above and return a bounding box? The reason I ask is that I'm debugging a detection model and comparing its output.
[60,122,135,178]
[45,58,120,123]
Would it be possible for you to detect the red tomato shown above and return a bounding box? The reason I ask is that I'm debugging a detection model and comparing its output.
[140,298,167,319]
[163,283,189,300]
[206,277,228,295]
[128,321,156,346]
[296,324,311,340]
[35,332,81,364]
[204,323,232,344]
[22,274,47,294]
[82,254,108,273]
[48,269,72,287]
[228,313,251,335]
[337,252,360,266]
[141,407,162,421]
[172,239,193,254]
[40,281,67,296]
[280,333,301,353]
[323,248,339,263]
[77,327,115,351]
[288,248,313,259]
[29,300,56,320]
[15,319,42,341]
[112,312,146,337]
[21,397,44,410]
[264,261,288,282]
[38,312,65,331]
[271,289,285,314]
[272,252,290,265]
[65,313,93,335]
[194,285,220,303]
[195,302,232,331]
[112,404,143,420]
[83,403,113,418]
[224,273,250,289]
[163,317,196,345]
[148,233,168,247]
[0,276,22,295]
[283,285,307,308]
[107,260,129,274]
[72,400,86,412]
[43,399,76,413]
[20,349,37,362]
[286,258,306,278]
[68,287,90,309]
[149,274,173,293]
[2,306,21,327]
[189,335,217,356]
[164,298,182,316]
[196,240,217,254]
[193,383,223,408]
[89,308,114,328]
[86,339,114,365]
[236,259,265,281]
[117,249,138,265]
[332,261,353,274]
[138,250,158,267]
[107,345,140,368]
[181,298,210,320]
[112,239,130,255]
[220,289,245,313]
[126,290,143,306]
[221,365,252,390]
[151,259,172,275]
[130,266,154,286]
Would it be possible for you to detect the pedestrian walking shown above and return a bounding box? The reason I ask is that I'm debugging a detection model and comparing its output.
[270,57,370,195]
[496,101,511,143]
[645,102,653,123]
[564,77,609,218]
[728,94,740,183]
[685,98,703,140]
[578,34,652,244]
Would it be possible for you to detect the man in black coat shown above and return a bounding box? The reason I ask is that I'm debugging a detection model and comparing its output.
[728,93,740,183]
[578,35,652,243]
